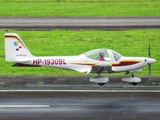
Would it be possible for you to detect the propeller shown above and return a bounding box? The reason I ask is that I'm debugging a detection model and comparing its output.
[148,43,151,80]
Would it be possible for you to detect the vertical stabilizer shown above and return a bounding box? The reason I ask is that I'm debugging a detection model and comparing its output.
[5,33,33,62]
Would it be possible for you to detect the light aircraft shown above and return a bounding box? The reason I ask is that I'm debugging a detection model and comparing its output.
[5,33,156,86]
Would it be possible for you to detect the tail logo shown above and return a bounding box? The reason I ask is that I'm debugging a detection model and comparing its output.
[14,41,22,51]
[14,41,19,46]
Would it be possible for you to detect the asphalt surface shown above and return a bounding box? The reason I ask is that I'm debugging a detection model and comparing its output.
[0,75,160,90]
[0,92,159,120]
[1,17,160,30]
[0,76,160,120]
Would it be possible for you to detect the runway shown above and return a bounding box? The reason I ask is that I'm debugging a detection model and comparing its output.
[0,76,160,119]
[0,91,159,120]
[0,17,160,30]
[0,75,160,90]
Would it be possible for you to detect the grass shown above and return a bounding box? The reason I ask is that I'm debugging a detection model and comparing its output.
[0,0,159,16]
[0,29,159,76]
[0,0,159,77]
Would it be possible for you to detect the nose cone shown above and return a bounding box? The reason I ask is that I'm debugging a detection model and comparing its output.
[148,58,156,64]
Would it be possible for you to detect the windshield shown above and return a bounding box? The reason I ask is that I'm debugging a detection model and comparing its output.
[83,49,110,61]
[112,51,121,61]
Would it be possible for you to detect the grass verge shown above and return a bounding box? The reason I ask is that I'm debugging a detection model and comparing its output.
[0,29,159,76]
[0,0,159,16]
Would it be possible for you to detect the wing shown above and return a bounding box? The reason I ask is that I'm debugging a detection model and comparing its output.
[70,61,112,75]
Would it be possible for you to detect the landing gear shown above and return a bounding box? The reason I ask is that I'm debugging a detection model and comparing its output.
[98,83,105,86]
[131,74,138,85]
[96,72,107,86]
[90,76,108,86]
[131,82,138,86]
[122,73,141,86]
[131,74,134,77]
[90,73,109,86]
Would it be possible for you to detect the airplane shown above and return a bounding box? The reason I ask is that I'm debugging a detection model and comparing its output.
[4,33,156,86]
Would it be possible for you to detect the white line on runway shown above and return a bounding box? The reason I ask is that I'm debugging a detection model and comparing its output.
[0,90,159,92]
[0,105,50,108]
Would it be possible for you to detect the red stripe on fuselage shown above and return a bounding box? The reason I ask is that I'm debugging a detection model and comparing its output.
[112,60,141,66]
[73,63,96,66]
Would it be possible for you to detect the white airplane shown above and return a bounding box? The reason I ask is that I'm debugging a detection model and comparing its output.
[5,33,156,86]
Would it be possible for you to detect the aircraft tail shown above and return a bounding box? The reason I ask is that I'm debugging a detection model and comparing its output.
[5,33,34,62]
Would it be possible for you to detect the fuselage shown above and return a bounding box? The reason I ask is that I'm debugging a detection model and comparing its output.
[111,56,156,73]
[16,54,156,74]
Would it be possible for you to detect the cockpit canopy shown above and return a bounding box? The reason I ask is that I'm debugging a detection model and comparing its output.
[82,49,122,62]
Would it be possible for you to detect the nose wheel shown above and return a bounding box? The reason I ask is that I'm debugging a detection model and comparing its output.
[123,73,140,86]
[131,74,138,85]
[131,82,138,85]
[98,83,105,86]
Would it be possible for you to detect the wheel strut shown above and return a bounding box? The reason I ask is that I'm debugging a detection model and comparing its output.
[131,74,134,77]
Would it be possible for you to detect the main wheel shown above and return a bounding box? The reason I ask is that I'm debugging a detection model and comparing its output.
[131,82,138,86]
[98,83,105,86]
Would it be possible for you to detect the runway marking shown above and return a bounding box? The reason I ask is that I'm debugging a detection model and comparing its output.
[0,90,160,92]
[0,105,50,108]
